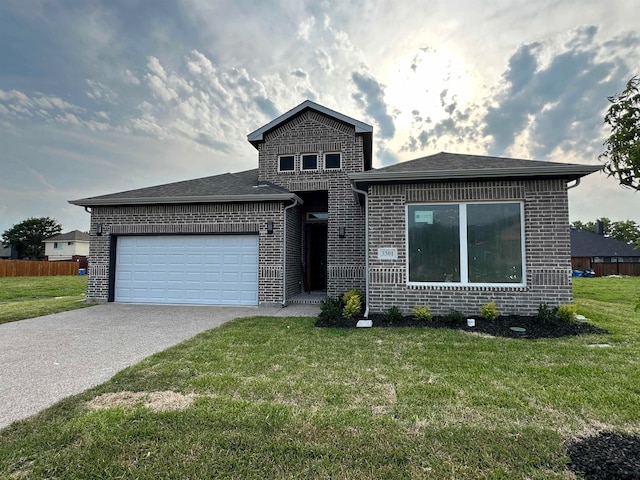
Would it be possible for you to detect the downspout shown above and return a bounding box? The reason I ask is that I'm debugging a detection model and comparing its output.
[282,198,300,307]
[350,183,369,318]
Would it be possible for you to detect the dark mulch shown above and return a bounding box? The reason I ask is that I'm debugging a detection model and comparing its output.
[314,314,607,339]
[566,432,640,479]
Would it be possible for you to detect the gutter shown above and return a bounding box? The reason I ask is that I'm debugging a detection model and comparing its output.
[566,178,581,190]
[350,183,369,318]
[349,164,602,183]
[282,197,301,307]
[68,193,299,207]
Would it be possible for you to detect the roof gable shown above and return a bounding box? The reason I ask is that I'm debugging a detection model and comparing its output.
[247,100,373,147]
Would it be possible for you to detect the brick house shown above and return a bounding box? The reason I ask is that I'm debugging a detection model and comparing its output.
[70,100,600,315]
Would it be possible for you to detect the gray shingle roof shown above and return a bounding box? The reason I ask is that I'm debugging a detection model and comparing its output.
[69,169,297,207]
[350,152,601,183]
[44,230,90,242]
[571,228,640,257]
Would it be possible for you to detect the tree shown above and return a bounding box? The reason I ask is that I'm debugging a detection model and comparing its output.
[601,76,640,190]
[1,217,62,260]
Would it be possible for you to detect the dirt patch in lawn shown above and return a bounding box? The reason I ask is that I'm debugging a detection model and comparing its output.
[87,391,197,412]
[566,431,640,479]
[315,315,607,339]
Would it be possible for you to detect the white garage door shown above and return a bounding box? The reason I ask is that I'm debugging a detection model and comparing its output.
[115,235,258,305]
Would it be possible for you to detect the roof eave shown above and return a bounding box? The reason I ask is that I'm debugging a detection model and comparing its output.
[69,192,301,207]
[350,165,602,184]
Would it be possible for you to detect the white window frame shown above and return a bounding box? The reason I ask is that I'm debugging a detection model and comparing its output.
[323,152,342,170]
[278,155,295,173]
[405,201,526,287]
[53,242,61,249]
[301,153,319,171]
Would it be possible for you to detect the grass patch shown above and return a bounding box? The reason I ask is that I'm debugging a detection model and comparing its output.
[0,276,91,324]
[1,278,639,478]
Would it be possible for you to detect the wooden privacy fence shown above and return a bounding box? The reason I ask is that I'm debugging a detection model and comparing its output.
[593,262,640,277]
[0,260,79,277]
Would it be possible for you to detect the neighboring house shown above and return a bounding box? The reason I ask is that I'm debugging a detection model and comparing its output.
[70,100,600,315]
[0,245,18,260]
[43,230,90,265]
[571,227,640,276]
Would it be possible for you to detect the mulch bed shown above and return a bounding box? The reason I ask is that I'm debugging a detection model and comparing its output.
[315,314,608,339]
[566,432,640,479]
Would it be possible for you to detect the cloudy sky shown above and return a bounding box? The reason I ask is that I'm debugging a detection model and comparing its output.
[1,0,638,235]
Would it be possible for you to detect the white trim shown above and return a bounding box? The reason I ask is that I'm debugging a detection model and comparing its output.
[301,153,319,171]
[405,201,526,288]
[278,154,296,173]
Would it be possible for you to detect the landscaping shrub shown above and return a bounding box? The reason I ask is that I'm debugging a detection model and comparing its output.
[480,301,499,321]
[413,305,432,321]
[384,306,403,323]
[536,303,556,324]
[342,294,362,319]
[320,297,343,323]
[342,289,363,305]
[556,304,577,323]
[443,308,465,323]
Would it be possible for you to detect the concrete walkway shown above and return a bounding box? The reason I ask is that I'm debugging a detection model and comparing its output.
[0,302,319,429]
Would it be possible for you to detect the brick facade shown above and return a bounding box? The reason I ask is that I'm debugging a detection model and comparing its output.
[257,110,367,297]
[86,202,285,305]
[82,102,581,314]
[367,179,572,316]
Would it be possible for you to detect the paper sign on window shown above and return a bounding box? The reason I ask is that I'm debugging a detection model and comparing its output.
[414,211,434,224]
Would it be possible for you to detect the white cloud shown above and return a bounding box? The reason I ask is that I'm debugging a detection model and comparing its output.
[123,69,141,86]
[297,16,315,40]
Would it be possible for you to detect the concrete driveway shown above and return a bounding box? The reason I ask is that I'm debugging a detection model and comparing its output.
[0,302,319,429]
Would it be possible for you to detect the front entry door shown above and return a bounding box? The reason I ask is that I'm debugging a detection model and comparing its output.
[306,223,327,291]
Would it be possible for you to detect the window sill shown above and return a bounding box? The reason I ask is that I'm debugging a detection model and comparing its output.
[407,283,527,291]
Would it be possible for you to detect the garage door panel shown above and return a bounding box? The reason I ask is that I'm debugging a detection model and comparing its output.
[115,235,258,305]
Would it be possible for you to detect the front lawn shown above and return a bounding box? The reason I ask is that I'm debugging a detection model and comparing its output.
[0,275,91,325]
[1,277,639,478]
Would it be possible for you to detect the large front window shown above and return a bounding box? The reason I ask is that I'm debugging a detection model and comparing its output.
[407,202,524,285]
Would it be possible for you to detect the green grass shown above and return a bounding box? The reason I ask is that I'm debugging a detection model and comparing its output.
[1,278,639,478]
[0,276,91,325]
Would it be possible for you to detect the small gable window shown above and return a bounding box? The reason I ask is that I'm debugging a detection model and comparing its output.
[302,154,318,171]
[278,155,295,172]
[324,153,341,169]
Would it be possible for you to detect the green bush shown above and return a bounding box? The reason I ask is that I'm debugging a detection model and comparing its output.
[384,306,403,323]
[444,308,465,323]
[556,304,577,323]
[320,297,343,323]
[341,289,363,318]
[536,303,555,324]
[342,294,362,319]
[480,301,499,321]
[413,305,432,321]
[342,289,363,305]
